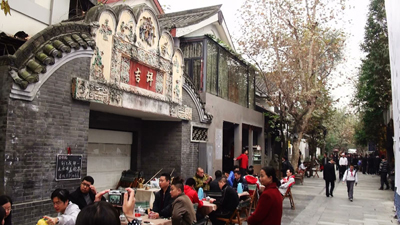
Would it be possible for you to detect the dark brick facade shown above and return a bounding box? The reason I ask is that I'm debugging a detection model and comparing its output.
[141,121,182,178]
[180,89,202,180]
[1,57,91,225]
[0,56,207,225]
[0,65,13,195]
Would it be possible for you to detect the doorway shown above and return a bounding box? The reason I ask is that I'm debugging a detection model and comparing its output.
[222,121,235,172]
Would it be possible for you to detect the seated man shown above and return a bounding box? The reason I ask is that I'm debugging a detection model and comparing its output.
[232,171,249,192]
[279,168,295,195]
[69,176,104,209]
[298,162,307,174]
[193,167,212,191]
[43,189,80,225]
[170,180,197,225]
[149,173,173,219]
[208,176,239,225]
[184,178,203,208]
[210,170,223,192]
[184,178,204,221]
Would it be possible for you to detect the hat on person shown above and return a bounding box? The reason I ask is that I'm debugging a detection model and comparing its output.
[341,153,345,156]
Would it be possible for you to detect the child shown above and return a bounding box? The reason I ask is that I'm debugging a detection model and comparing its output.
[343,164,358,201]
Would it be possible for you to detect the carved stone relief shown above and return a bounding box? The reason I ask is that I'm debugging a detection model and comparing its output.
[117,19,135,43]
[90,46,105,81]
[139,16,156,47]
[165,73,172,99]
[120,57,130,84]
[99,19,113,41]
[156,72,164,94]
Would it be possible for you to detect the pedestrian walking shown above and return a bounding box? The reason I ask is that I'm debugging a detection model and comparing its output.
[343,164,358,202]
[323,158,336,197]
[379,155,390,190]
[339,153,348,181]
[321,153,329,172]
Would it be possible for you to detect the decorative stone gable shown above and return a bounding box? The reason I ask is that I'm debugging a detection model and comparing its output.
[77,4,189,120]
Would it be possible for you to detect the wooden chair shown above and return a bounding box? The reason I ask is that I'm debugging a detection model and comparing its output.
[248,184,259,213]
[115,170,139,189]
[216,199,251,225]
[312,167,319,178]
[294,173,304,185]
[283,186,295,210]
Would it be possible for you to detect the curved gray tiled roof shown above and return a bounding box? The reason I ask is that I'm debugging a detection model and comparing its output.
[1,23,94,90]
[158,5,222,30]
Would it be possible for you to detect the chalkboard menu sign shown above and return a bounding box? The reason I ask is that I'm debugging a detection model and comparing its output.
[55,154,82,181]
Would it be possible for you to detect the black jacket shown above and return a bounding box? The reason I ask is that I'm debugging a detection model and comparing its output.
[232,176,248,192]
[215,184,239,213]
[380,160,389,173]
[69,187,98,210]
[323,163,336,182]
[209,177,222,192]
[153,186,173,218]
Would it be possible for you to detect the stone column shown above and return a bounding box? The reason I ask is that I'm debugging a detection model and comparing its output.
[248,127,253,166]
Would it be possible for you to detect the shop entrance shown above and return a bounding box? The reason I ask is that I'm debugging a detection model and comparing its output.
[87,129,133,191]
[222,121,235,172]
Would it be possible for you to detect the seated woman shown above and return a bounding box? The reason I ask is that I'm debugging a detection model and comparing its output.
[0,195,12,225]
[279,168,295,195]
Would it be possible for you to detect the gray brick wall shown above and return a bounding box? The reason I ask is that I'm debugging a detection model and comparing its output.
[141,121,182,179]
[0,65,13,194]
[180,89,202,180]
[2,57,91,225]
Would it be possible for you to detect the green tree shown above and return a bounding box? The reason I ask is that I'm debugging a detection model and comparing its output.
[325,109,357,153]
[238,0,346,170]
[353,0,392,160]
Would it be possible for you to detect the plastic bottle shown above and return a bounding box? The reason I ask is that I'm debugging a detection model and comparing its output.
[198,187,204,200]
[237,183,243,194]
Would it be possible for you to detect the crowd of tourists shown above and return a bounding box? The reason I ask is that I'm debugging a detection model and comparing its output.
[2,149,391,225]
[320,152,392,203]
[0,149,291,225]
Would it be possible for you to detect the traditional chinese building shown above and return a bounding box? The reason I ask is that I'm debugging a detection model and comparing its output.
[158,5,265,174]
[0,1,269,224]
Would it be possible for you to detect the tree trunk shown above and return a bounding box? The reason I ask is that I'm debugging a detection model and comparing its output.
[290,101,317,170]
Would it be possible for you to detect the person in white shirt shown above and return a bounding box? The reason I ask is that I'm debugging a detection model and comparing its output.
[342,164,358,202]
[339,153,348,180]
[44,189,80,225]
[279,169,295,195]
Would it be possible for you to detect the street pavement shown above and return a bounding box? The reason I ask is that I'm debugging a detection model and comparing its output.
[281,170,397,225]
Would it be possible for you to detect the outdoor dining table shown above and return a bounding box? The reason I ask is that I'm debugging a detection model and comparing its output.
[199,191,250,215]
[199,200,217,215]
[121,218,171,225]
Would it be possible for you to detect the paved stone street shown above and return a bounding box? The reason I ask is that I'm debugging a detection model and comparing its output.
[281,171,397,225]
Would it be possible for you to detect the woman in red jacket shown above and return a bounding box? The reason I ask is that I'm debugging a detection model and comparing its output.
[247,167,283,225]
